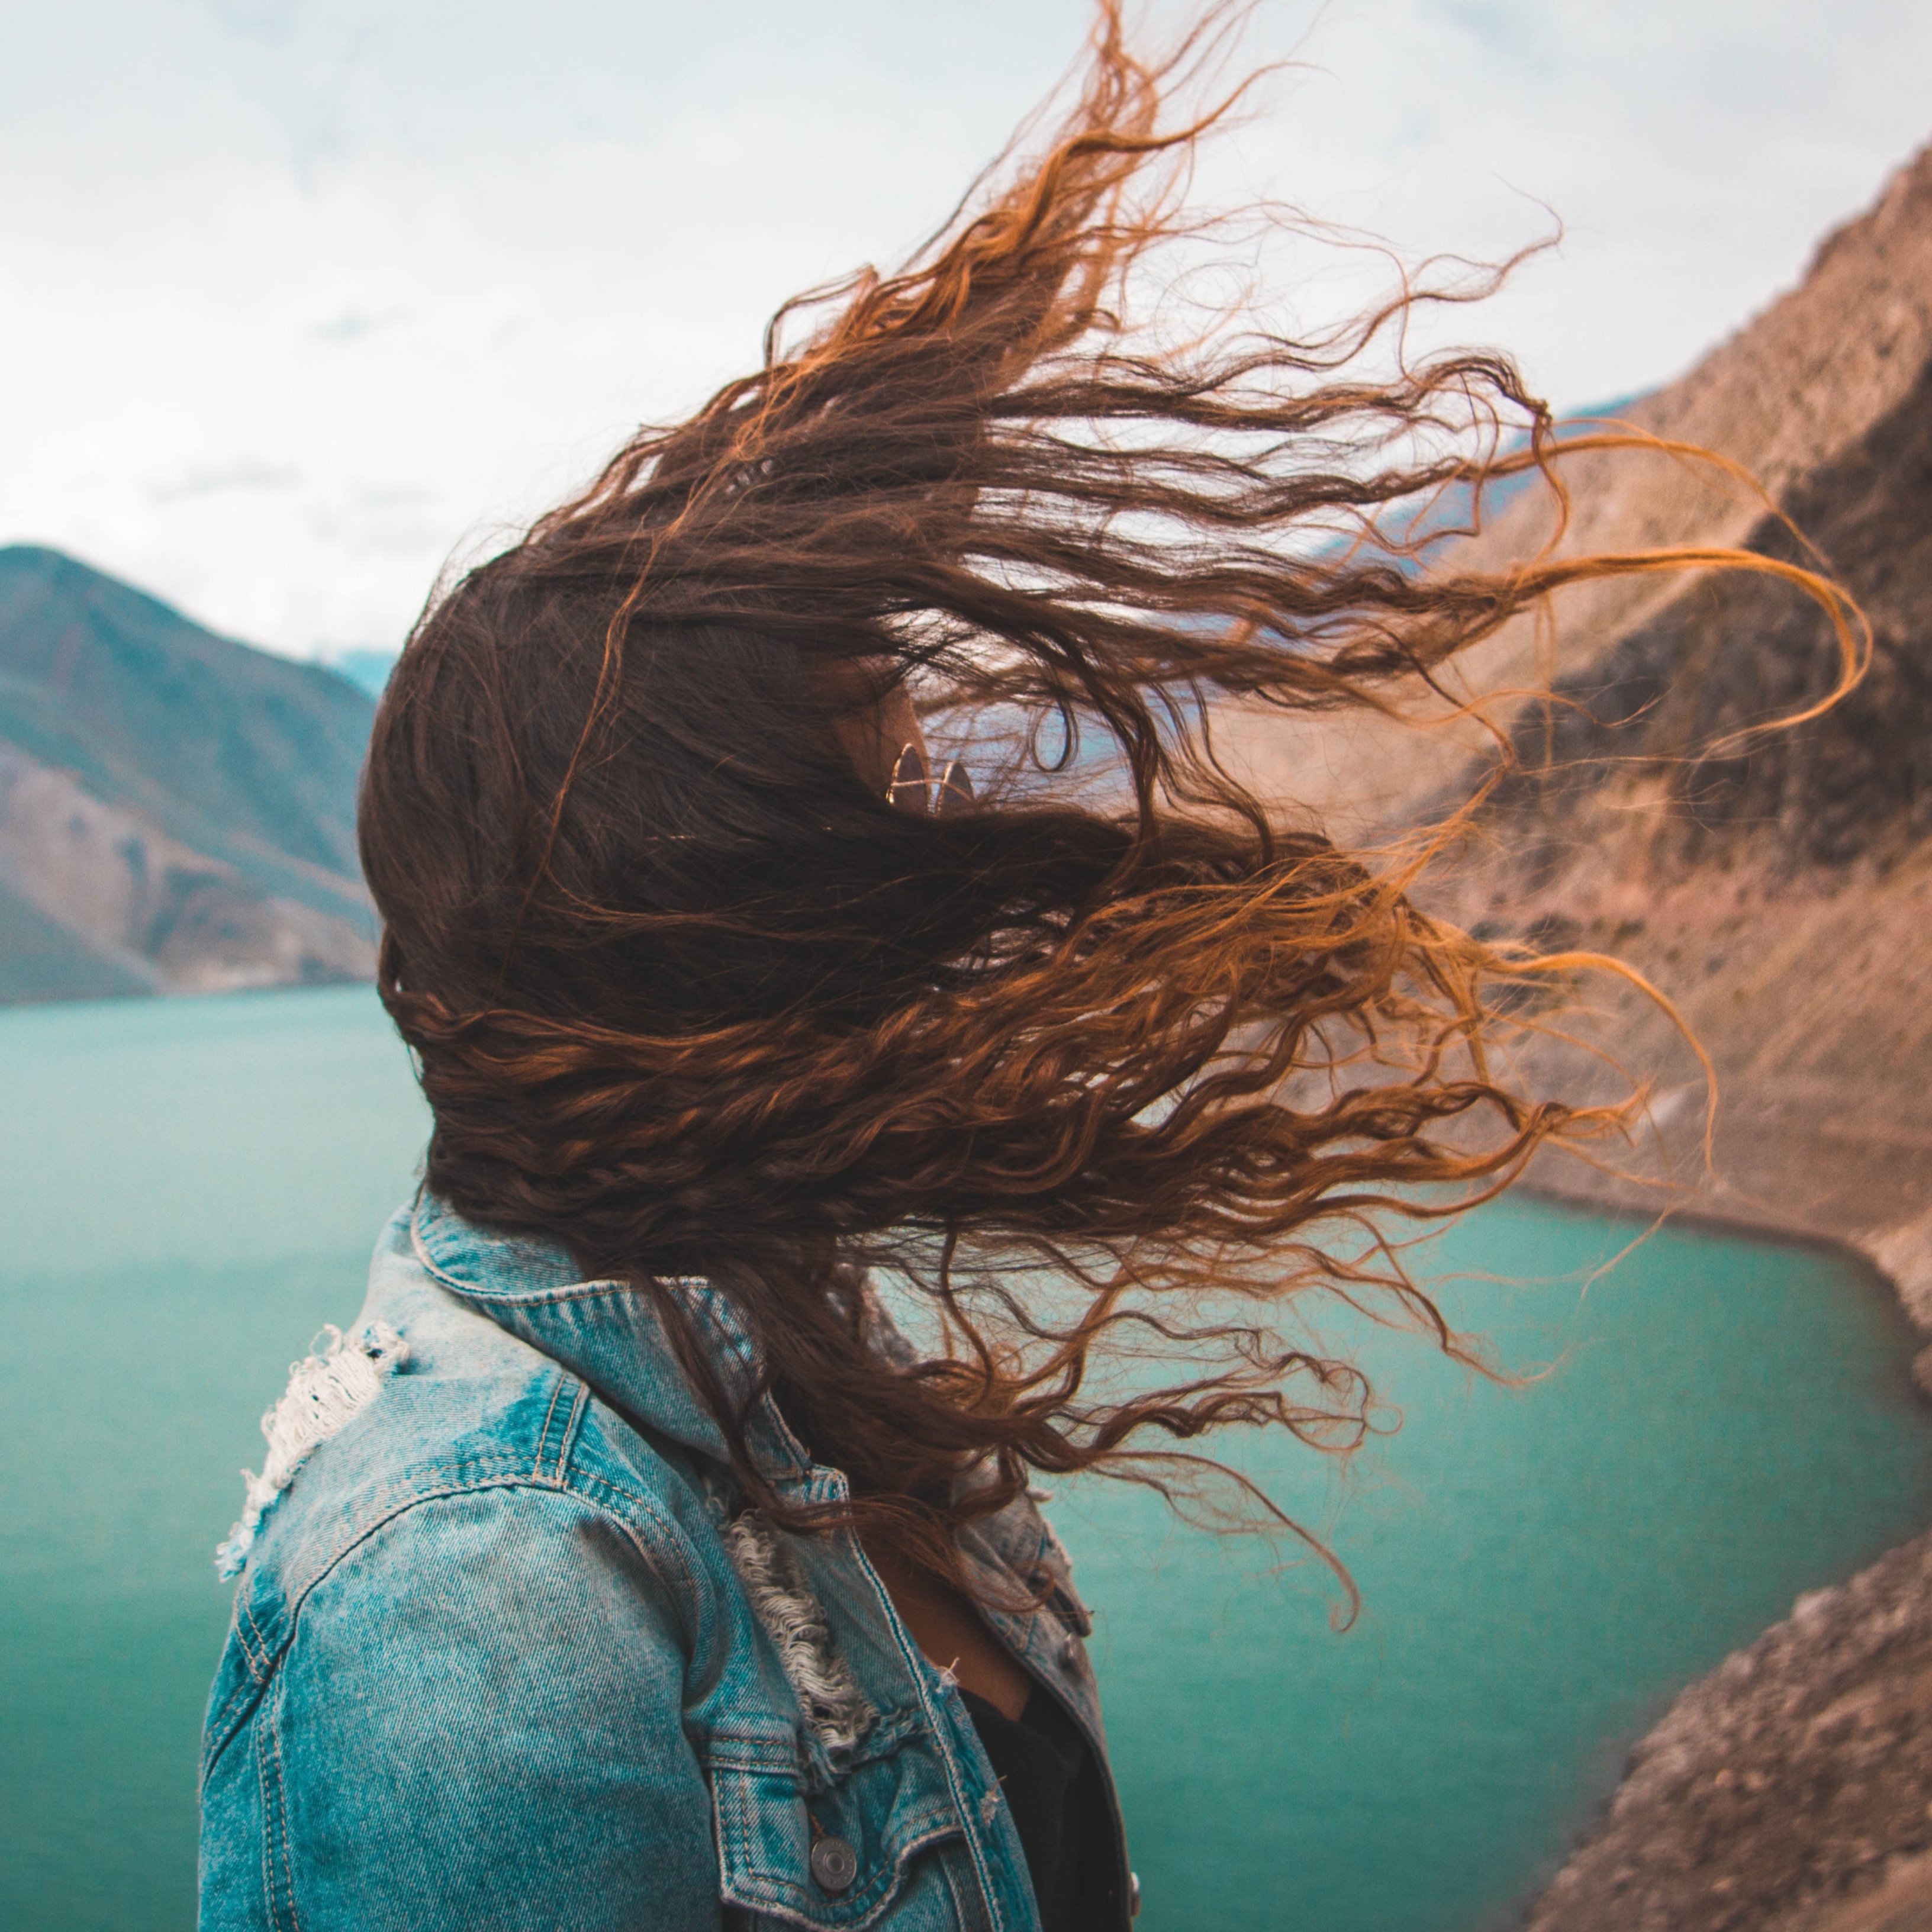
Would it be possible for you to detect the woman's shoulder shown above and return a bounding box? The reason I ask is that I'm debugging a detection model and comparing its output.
[197,1221,733,1928]
[213,1204,717,1630]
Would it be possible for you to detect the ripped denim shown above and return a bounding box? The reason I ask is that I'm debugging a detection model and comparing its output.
[197,1196,1128,1932]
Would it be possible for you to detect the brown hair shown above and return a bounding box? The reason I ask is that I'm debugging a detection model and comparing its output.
[360,5,1860,1603]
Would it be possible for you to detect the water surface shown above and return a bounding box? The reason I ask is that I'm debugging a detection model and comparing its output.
[1,987,1928,1930]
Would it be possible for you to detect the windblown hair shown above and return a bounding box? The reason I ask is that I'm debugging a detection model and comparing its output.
[361,5,1862,1603]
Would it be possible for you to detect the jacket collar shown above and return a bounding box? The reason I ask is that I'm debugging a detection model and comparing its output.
[408,1190,813,1482]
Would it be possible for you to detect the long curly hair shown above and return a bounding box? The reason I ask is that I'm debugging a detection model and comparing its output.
[360,4,1862,1606]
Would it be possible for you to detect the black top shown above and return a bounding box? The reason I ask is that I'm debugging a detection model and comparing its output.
[958,1685,1126,1932]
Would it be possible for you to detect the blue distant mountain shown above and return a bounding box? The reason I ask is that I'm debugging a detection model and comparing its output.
[323,647,401,699]
[1373,395,1648,571]
[0,546,378,1003]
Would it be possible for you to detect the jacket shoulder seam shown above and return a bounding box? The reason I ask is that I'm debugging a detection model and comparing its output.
[264,1468,704,1668]
[201,1470,695,1789]
[407,1205,626,1306]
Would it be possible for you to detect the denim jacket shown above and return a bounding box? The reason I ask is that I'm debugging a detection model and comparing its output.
[198,1195,1132,1931]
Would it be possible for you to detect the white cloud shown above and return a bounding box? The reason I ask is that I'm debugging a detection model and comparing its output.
[1,0,1927,659]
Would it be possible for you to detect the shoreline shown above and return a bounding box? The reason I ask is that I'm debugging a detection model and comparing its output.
[1514,1170,1932,1932]
[1515,1173,1932,1349]
[1515,1177,1915,1287]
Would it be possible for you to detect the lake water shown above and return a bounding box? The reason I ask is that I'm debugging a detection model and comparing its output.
[3,986,1930,1931]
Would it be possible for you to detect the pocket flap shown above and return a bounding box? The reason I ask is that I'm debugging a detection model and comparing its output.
[709,1726,962,1929]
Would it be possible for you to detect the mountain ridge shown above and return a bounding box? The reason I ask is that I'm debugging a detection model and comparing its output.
[1219,139,1932,849]
[1316,136,1932,1932]
[0,545,378,1002]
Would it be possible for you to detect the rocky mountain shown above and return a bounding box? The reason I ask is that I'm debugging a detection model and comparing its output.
[1259,140,1932,1932]
[0,546,378,1002]
[1435,143,1932,1287]
[1233,138,1932,1281]
[1524,1529,1932,1932]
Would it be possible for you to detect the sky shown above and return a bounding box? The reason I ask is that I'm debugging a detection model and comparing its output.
[4,0,1930,665]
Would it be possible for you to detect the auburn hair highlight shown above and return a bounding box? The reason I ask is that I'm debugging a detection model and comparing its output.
[359,3,1863,1609]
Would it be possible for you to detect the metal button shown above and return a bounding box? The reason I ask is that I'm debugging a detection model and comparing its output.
[810,1836,859,1894]
[1129,1869,1142,1918]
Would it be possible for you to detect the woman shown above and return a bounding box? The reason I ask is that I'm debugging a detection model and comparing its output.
[196,9,1859,1930]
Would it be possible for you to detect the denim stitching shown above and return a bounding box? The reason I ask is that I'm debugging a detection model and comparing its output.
[204,1599,281,1780]
[236,1471,709,1707]
[233,1599,268,1677]
[204,1469,697,1785]
[701,1735,806,1778]
[532,1374,568,1479]
[842,1546,1013,1932]
[409,1199,758,1355]
[281,1453,550,1601]
[244,1591,282,1662]
[550,1379,591,1482]
[938,1838,984,1932]
[260,1674,302,1932]
[202,1601,279,1775]
[408,1208,624,1306]
[253,1711,276,1928]
[202,1678,257,1785]
[564,1468,707,1640]
[712,1777,962,1931]
[408,1199,814,1477]
[271,1679,303,1932]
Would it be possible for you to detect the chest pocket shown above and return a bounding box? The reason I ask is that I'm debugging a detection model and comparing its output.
[708,1722,968,1930]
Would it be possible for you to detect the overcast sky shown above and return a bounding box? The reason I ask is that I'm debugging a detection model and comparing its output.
[5,0,1930,663]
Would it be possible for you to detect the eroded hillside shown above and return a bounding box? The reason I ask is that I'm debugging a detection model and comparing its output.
[0,548,377,1000]
[1299,139,1932,1932]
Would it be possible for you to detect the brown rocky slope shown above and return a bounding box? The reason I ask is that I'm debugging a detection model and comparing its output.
[1232,141,1932,1931]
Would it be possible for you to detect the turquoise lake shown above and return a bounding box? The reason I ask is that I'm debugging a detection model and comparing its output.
[3,986,1931,1931]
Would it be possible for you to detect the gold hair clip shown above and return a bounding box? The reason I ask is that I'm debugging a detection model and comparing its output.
[887,743,977,815]
[936,759,975,815]
[887,742,929,810]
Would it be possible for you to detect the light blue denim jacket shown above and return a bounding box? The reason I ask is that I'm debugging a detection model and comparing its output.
[198,1195,1130,1931]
